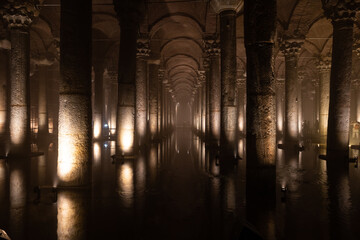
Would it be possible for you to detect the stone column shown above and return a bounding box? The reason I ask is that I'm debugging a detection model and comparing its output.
[245,0,276,165]
[57,0,92,186]
[0,41,10,135]
[280,39,303,146]
[37,64,51,139]
[312,78,320,135]
[1,0,41,156]
[135,38,150,147]
[323,1,356,159]
[317,58,331,145]
[276,79,285,137]
[93,64,104,140]
[106,69,118,136]
[148,62,160,140]
[198,70,206,136]
[236,78,246,135]
[204,38,221,143]
[114,3,141,155]
[244,0,277,238]
[158,69,165,137]
[298,72,304,139]
[220,9,237,155]
[203,57,211,139]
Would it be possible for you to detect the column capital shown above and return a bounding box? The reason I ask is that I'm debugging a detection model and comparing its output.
[322,0,357,23]
[280,39,303,57]
[203,57,210,71]
[210,0,244,14]
[136,37,150,58]
[158,69,165,82]
[203,38,221,57]
[316,57,332,73]
[30,52,56,66]
[0,0,43,29]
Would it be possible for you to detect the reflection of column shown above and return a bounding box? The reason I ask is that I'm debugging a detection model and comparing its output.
[93,64,104,140]
[244,0,277,238]
[276,79,285,137]
[204,38,221,142]
[323,2,356,158]
[57,0,91,186]
[135,39,150,147]
[149,62,159,140]
[57,190,89,240]
[9,159,28,240]
[220,9,237,153]
[281,39,303,145]
[0,48,9,134]
[317,58,331,145]
[1,1,40,156]
[114,5,140,155]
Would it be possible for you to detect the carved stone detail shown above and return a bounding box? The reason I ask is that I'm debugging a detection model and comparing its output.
[0,0,42,29]
[317,58,332,73]
[280,40,303,57]
[136,38,150,58]
[203,38,221,57]
[322,0,357,23]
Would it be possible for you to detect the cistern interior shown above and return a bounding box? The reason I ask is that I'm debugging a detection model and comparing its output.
[1,0,360,239]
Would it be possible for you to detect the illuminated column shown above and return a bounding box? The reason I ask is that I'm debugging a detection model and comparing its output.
[135,38,150,147]
[0,43,10,134]
[204,38,221,142]
[244,0,276,238]
[220,9,237,154]
[276,79,285,137]
[93,64,104,140]
[312,78,320,133]
[1,0,41,156]
[203,58,211,138]
[323,1,356,159]
[149,62,160,140]
[298,71,304,139]
[245,0,276,165]
[198,70,206,136]
[106,69,118,136]
[158,69,165,137]
[114,4,140,155]
[353,47,360,122]
[236,78,246,135]
[280,39,303,145]
[317,58,331,145]
[57,0,91,186]
[37,64,53,139]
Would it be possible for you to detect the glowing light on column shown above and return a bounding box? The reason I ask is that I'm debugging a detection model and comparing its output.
[0,111,5,133]
[48,118,54,134]
[93,116,101,139]
[10,107,27,145]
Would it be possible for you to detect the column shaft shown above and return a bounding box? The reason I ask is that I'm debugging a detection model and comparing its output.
[9,29,30,155]
[318,63,331,145]
[327,19,354,157]
[210,55,221,142]
[57,0,92,186]
[220,10,237,153]
[149,64,159,140]
[93,66,104,139]
[135,57,147,146]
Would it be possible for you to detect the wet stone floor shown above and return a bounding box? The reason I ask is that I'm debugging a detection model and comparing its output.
[0,128,360,239]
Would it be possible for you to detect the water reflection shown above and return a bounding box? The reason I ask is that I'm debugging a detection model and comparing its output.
[57,190,88,240]
[117,161,134,208]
